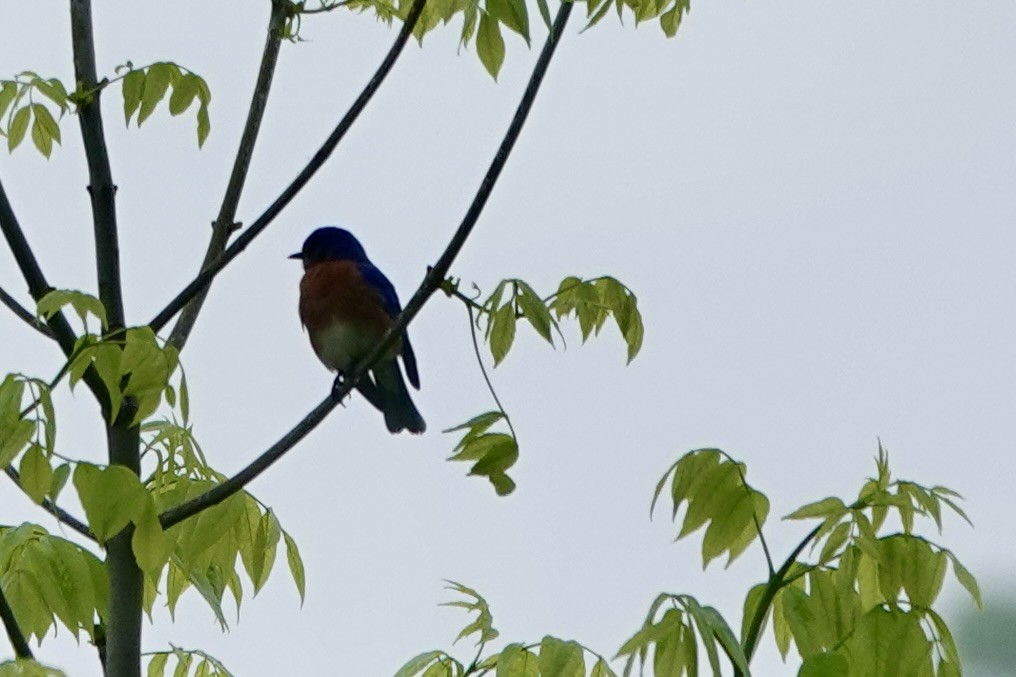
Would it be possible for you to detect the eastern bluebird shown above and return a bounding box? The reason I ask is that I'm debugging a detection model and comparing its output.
[291,227,425,434]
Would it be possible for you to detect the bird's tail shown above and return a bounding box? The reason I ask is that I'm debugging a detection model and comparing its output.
[373,362,426,435]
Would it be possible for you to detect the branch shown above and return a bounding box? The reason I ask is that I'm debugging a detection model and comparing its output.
[0,285,54,339]
[71,0,125,332]
[159,0,574,529]
[148,0,428,334]
[0,579,32,660]
[737,523,824,673]
[4,467,96,542]
[167,0,290,351]
[0,175,112,414]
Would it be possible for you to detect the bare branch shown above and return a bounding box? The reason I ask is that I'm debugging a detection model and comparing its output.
[298,0,354,14]
[159,0,574,529]
[168,0,290,351]
[71,0,125,332]
[4,467,96,542]
[148,0,428,334]
[0,284,54,339]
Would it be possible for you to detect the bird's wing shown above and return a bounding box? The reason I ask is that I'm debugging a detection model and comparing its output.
[358,262,421,389]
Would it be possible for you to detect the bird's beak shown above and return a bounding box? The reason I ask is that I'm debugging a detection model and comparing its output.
[288,252,303,260]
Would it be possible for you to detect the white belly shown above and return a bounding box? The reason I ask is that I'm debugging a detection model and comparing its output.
[313,320,376,372]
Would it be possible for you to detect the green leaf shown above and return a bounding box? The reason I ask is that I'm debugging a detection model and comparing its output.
[799,652,848,677]
[443,580,499,645]
[486,0,529,42]
[168,73,200,115]
[37,289,107,329]
[785,497,847,521]
[30,104,56,158]
[538,637,584,676]
[132,496,174,580]
[73,463,147,542]
[515,280,555,345]
[946,550,982,610]
[0,81,17,121]
[476,13,506,80]
[49,463,71,503]
[147,653,169,677]
[395,651,443,677]
[122,69,145,123]
[496,644,539,676]
[8,105,30,151]
[489,301,516,365]
[283,531,306,604]
[19,445,52,503]
[740,582,769,644]
[0,420,34,469]
[138,63,173,125]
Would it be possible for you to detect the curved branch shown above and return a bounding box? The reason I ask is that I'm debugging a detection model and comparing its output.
[4,467,96,543]
[159,0,575,529]
[168,0,290,351]
[71,0,125,332]
[148,0,429,334]
[0,580,32,660]
[0,285,54,339]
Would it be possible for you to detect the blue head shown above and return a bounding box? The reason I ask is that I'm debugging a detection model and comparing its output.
[290,227,369,268]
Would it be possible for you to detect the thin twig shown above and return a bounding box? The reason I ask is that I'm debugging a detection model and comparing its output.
[159,0,574,529]
[0,579,33,660]
[148,0,428,334]
[71,0,125,332]
[4,467,96,542]
[168,0,290,351]
[0,285,54,339]
[298,0,354,14]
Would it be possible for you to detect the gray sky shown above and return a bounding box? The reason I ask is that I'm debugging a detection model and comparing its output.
[2,1,1014,674]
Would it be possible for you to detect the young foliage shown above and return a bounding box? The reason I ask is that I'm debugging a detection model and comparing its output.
[617,594,749,677]
[0,524,107,644]
[0,72,69,157]
[444,411,518,496]
[0,659,65,677]
[650,449,770,569]
[397,582,616,677]
[144,648,234,677]
[140,422,307,626]
[117,61,211,147]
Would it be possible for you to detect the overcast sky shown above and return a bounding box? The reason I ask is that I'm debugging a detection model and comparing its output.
[2,1,1014,675]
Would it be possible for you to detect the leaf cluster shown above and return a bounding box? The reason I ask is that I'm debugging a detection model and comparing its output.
[651,449,769,569]
[0,72,69,157]
[444,411,518,496]
[0,524,107,644]
[397,582,616,676]
[0,659,65,677]
[145,648,234,677]
[118,61,211,147]
[474,276,643,367]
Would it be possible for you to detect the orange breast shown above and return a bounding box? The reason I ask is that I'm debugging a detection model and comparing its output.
[298,261,400,370]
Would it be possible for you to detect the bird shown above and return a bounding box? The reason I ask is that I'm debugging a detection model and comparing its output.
[290,226,425,434]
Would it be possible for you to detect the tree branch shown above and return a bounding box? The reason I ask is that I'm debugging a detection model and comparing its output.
[167,0,290,351]
[738,523,824,672]
[0,175,112,414]
[148,0,429,334]
[0,285,54,339]
[4,467,96,543]
[159,0,574,529]
[0,580,33,660]
[71,0,125,332]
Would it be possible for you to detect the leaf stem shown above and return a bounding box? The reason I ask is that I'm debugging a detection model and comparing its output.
[466,304,517,440]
